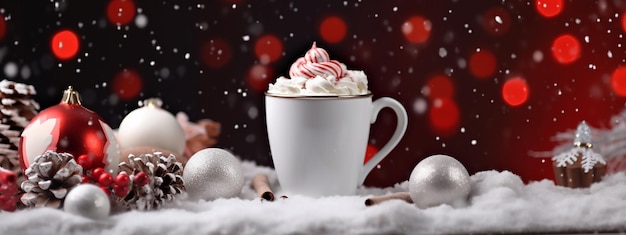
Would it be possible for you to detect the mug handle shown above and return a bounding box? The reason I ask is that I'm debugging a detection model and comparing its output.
[358,97,408,185]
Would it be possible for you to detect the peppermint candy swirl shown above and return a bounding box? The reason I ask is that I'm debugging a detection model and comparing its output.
[289,43,346,79]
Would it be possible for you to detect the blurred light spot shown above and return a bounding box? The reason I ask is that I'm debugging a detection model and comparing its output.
[611,66,626,97]
[424,74,454,100]
[247,64,274,92]
[20,66,31,79]
[469,48,496,79]
[482,7,511,36]
[247,105,258,119]
[107,0,136,25]
[254,34,283,64]
[402,15,432,44]
[551,34,580,64]
[3,62,18,78]
[112,69,142,100]
[535,0,563,18]
[320,16,347,43]
[160,67,170,78]
[532,50,544,62]
[413,97,428,115]
[429,98,460,135]
[200,38,232,68]
[51,30,80,60]
[245,134,256,143]
[502,77,529,106]
[135,14,148,28]
[622,11,626,33]
[438,47,448,58]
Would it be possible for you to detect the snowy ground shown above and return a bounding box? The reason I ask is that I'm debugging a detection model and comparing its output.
[2,161,626,234]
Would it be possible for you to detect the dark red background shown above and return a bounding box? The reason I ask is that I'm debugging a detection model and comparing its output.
[1,0,625,187]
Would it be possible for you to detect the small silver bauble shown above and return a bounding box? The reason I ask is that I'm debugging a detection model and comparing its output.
[408,154,471,209]
[63,184,110,220]
[183,148,245,201]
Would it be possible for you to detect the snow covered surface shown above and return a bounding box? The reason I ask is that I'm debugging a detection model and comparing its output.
[2,161,626,234]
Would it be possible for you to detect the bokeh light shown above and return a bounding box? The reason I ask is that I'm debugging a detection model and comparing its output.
[469,48,496,79]
[535,0,563,18]
[247,64,274,92]
[51,30,80,60]
[319,16,347,44]
[200,38,232,68]
[429,98,460,135]
[107,0,137,25]
[0,13,6,41]
[611,66,626,97]
[622,11,626,33]
[502,77,529,106]
[402,15,432,44]
[364,144,379,164]
[112,69,142,100]
[424,74,454,100]
[551,34,580,64]
[254,34,283,64]
[482,7,511,36]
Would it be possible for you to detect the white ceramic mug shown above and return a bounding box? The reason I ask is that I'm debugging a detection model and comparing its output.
[265,93,408,196]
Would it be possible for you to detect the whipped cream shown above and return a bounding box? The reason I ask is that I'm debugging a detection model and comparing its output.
[267,43,368,96]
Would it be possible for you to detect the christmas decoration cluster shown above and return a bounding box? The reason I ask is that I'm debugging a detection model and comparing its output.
[0,82,232,217]
[0,79,615,222]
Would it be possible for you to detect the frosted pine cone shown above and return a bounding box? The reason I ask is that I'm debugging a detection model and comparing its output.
[20,151,83,208]
[117,152,184,211]
[0,79,40,182]
[0,141,19,178]
[0,79,39,127]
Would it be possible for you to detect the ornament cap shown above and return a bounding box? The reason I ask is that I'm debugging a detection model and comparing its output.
[61,86,82,105]
[141,98,163,108]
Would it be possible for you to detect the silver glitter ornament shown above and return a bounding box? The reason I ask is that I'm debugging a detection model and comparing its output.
[63,184,110,220]
[408,154,471,209]
[183,148,244,201]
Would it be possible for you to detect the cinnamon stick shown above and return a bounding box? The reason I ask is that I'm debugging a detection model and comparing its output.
[252,174,274,201]
[365,192,413,206]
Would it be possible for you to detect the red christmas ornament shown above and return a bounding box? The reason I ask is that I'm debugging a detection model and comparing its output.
[0,167,19,211]
[18,86,120,175]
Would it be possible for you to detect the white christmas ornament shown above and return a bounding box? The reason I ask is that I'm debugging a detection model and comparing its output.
[183,148,244,201]
[63,184,110,220]
[117,98,186,156]
[408,154,471,209]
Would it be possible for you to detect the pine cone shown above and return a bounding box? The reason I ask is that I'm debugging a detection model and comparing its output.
[0,79,39,124]
[20,151,83,208]
[0,79,40,182]
[0,142,19,177]
[117,152,184,211]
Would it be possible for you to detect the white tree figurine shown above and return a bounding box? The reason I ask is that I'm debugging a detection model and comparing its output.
[552,121,606,173]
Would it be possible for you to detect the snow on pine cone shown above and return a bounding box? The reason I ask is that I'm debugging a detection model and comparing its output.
[20,151,83,208]
[0,79,40,182]
[117,152,184,211]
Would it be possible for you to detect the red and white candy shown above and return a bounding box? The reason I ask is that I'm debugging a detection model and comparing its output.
[289,42,346,79]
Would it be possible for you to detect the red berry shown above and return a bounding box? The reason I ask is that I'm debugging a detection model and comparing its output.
[81,175,91,183]
[98,172,113,187]
[92,168,104,179]
[76,154,92,170]
[134,172,149,186]
[113,184,129,198]
[115,173,130,186]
